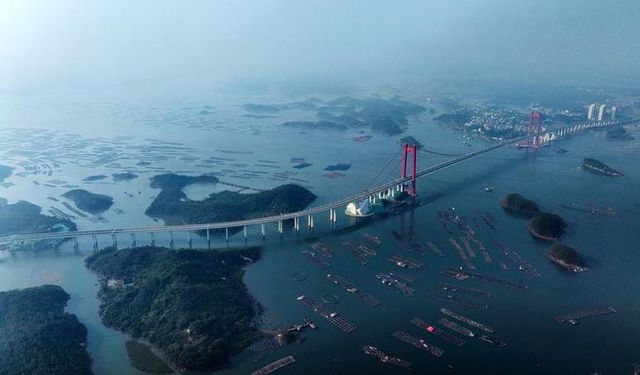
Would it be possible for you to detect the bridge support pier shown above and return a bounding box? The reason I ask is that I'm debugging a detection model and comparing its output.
[307,214,314,229]
[261,224,266,239]
[73,237,79,252]
[130,233,136,248]
[277,221,283,236]
[243,226,247,243]
[169,232,174,249]
[149,232,155,246]
[206,227,210,248]
[111,234,118,250]
[225,227,229,242]
[294,217,300,233]
[187,231,192,248]
[92,235,98,252]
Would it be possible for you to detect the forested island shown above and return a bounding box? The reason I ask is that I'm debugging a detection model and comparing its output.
[243,96,425,135]
[149,173,219,190]
[112,172,139,181]
[0,285,93,375]
[86,246,261,372]
[0,198,76,236]
[146,173,316,229]
[582,158,623,177]
[63,189,114,214]
[500,193,540,217]
[548,243,587,272]
[528,213,567,241]
[83,175,108,182]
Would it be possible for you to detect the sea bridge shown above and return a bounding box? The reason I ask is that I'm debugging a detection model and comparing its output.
[0,117,636,251]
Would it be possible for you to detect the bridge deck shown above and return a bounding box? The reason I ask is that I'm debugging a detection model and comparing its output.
[1,118,634,244]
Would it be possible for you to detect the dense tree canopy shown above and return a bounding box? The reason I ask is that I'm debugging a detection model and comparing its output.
[0,285,92,375]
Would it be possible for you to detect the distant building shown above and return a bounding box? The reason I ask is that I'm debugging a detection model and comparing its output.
[611,106,617,120]
[598,104,607,121]
[587,103,596,120]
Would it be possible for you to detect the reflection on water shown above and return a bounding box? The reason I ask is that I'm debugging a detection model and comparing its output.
[0,90,639,374]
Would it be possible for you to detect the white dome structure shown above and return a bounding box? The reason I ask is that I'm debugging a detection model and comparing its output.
[345,199,374,217]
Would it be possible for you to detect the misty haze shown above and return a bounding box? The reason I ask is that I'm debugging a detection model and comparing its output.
[0,1,639,374]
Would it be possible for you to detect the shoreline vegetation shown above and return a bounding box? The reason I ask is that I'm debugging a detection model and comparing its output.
[500,193,540,217]
[0,285,93,375]
[86,246,261,373]
[548,243,587,272]
[145,173,316,232]
[528,213,567,241]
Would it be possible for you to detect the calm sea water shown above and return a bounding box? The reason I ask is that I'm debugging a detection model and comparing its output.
[0,90,639,374]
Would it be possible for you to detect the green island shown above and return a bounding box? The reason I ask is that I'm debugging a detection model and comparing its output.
[582,158,623,177]
[247,96,425,135]
[112,172,139,182]
[63,189,114,215]
[83,175,108,182]
[0,165,13,183]
[145,173,316,231]
[150,173,219,190]
[86,246,261,372]
[0,198,76,236]
[548,243,587,272]
[500,193,540,217]
[528,213,567,241]
[0,285,93,375]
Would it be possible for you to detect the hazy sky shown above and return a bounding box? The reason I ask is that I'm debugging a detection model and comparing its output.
[1,0,638,91]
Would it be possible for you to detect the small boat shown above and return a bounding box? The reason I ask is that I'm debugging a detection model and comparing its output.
[484,186,494,193]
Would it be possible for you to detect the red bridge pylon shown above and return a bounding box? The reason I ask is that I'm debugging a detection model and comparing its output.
[522,111,541,149]
[401,144,417,196]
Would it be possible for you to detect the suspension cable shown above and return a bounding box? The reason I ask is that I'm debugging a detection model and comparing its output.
[366,148,402,189]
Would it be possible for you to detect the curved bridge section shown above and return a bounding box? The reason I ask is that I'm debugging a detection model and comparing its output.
[0,118,635,248]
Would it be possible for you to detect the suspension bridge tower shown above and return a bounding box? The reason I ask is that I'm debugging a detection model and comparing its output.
[401,143,418,196]
[521,110,542,149]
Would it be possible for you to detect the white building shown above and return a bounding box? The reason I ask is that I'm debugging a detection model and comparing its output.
[587,103,596,120]
[598,104,607,121]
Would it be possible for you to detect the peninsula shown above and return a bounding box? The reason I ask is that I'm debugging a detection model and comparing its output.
[145,173,316,229]
[86,246,261,372]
